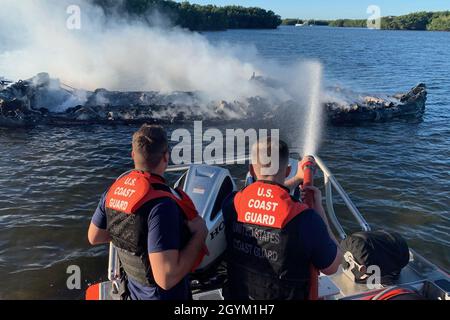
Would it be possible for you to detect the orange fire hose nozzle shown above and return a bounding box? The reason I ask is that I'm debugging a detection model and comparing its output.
[301,156,316,208]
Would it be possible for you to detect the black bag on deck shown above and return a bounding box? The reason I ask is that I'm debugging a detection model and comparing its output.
[341,230,410,285]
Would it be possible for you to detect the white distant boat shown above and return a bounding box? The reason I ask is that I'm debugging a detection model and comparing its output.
[295,19,308,27]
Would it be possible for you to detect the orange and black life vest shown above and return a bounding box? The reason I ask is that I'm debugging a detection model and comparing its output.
[105,170,206,286]
[225,180,318,300]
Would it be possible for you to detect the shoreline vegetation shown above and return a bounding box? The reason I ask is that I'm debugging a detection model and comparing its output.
[92,0,281,30]
[282,11,450,31]
[92,1,450,32]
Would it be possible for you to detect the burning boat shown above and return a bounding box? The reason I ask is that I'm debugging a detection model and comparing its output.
[0,73,427,127]
[324,84,427,125]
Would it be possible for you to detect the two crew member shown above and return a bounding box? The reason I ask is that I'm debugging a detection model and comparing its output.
[88,126,341,300]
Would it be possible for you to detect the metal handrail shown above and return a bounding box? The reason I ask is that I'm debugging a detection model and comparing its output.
[323,174,347,240]
[108,243,120,281]
[314,156,371,239]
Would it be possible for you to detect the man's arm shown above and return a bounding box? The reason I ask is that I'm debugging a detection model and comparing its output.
[88,192,111,245]
[320,247,342,275]
[88,223,111,245]
[149,218,207,290]
[303,186,340,245]
[284,175,302,191]
[302,186,342,275]
[284,156,315,191]
[146,200,208,290]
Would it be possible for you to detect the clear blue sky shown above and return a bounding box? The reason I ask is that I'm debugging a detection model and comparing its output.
[177,0,450,19]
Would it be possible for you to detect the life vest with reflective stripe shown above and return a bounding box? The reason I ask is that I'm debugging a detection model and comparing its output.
[105,170,206,286]
[225,180,317,300]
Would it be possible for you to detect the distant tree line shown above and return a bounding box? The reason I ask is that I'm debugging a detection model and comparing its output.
[281,18,363,27]
[282,19,301,26]
[283,11,450,31]
[328,19,366,28]
[92,0,282,30]
[427,13,450,31]
[381,11,450,31]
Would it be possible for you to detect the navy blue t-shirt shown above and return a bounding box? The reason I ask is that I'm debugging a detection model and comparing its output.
[91,192,191,300]
[222,191,337,272]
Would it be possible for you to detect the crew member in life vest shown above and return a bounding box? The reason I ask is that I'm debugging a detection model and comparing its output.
[87,124,208,300]
[222,138,342,300]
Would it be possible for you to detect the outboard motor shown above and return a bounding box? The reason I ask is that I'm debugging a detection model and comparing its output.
[174,164,236,273]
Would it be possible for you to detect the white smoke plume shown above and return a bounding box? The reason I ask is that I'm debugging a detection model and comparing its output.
[0,0,323,118]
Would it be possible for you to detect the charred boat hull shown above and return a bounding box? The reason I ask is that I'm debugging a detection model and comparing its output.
[326,84,427,125]
[0,73,427,127]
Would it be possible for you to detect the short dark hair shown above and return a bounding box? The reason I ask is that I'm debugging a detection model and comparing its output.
[278,139,290,167]
[251,137,290,172]
[132,124,168,168]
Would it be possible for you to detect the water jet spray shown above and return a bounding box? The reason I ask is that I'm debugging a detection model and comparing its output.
[300,61,323,301]
[300,61,323,208]
[303,61,323,157]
